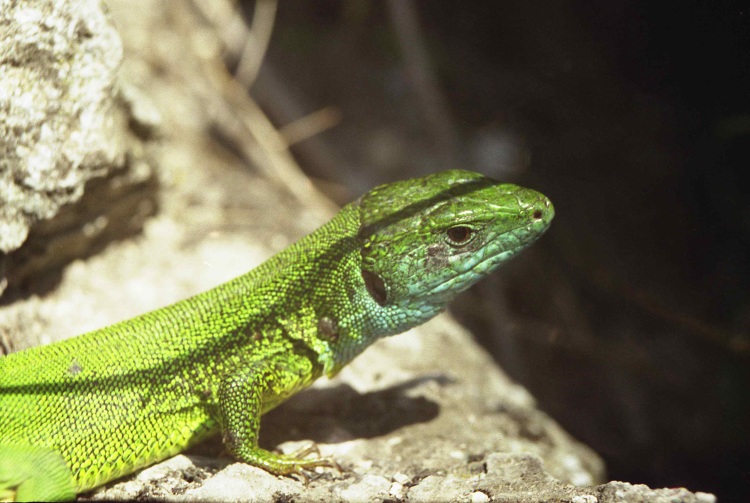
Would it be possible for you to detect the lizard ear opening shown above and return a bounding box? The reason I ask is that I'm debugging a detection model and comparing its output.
[362,269,387,306]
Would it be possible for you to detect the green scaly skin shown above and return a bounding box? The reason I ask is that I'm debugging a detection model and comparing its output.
[0,170,554,501]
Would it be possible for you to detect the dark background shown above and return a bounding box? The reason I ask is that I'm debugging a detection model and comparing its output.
[244,1,749,501]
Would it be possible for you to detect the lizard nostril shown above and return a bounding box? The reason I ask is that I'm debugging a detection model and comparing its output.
[533,209,543,220]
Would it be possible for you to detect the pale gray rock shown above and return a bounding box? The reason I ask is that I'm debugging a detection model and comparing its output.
[597,481,717,503]
[0,0,155,296]
[0,0,122,251]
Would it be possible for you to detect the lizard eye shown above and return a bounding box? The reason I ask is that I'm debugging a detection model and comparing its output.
[445,225,474,246]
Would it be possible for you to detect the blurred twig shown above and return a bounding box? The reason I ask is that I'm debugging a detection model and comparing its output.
[234,0,277,87]
[220,0,345,181]
[251,62,347,185]
[204,57,338,216]
[190,0,338,217]
[386,0,459,165]
[278,107,343,147]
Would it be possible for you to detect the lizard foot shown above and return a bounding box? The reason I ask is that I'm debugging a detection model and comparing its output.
[235,443,338,478]
[284,442,343,483]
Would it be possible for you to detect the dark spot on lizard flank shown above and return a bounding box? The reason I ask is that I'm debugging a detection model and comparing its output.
[198,387,213,400]
[241,324,262,341]
[318,317,339,341]
[362,269,387,306]
[67,359,82,376]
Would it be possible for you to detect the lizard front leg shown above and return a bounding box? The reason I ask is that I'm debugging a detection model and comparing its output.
[217,355,332,475]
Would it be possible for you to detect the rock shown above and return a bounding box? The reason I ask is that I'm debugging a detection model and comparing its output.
[0,0,156,297]
[597,481,716,503]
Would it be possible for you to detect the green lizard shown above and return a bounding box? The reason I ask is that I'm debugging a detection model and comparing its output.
[0,170,553,501]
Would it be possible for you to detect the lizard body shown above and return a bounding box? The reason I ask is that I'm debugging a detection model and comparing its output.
[0,170,553,501]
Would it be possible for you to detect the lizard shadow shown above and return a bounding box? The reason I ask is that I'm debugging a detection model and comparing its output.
[259,373,451,447]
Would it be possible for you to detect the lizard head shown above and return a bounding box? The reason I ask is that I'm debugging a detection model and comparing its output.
[356,169,554,332]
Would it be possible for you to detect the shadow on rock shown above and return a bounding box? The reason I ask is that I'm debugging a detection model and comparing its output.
[260,374,450,447]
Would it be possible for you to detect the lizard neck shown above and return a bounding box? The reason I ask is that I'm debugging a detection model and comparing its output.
[278,202,444,377]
